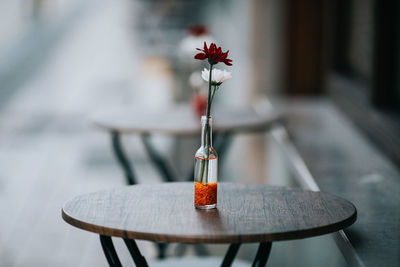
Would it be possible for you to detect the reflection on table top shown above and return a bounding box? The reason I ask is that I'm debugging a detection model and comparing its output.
[89,105,282,136]
[62,182,357,244]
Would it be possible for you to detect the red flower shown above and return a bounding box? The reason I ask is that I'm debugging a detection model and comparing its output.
[187,25,209,36]
[194,42,232,66]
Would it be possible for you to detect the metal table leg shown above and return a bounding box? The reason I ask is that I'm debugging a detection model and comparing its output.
[111,133,175,259]
[100,237,270,267]
[141,134,175,182]
[124,238,149,267]
[112,131,232,184]
[100,235,122,267]
[140,135,176,258]
[111,131,137,185]
[252,242,272,267]
[221,243,241,267]
[155,243,167,259]
[100,235,149,267]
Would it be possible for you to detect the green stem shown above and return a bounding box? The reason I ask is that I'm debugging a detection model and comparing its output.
[198,64,214,185]
[206,64,213,118]
[198,159,205,184]
[203,64,213,185]
[210,85,218,106]
[203,86,217,185]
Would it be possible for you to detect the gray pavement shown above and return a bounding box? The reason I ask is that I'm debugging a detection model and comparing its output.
[0,1,153,266]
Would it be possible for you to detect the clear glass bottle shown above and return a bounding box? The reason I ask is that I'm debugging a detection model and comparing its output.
[194,116,218,209]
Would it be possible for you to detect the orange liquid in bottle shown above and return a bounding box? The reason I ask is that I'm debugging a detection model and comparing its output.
[194,182,217,206]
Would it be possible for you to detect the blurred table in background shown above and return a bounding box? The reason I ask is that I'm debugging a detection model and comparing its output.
[89,104,282,185]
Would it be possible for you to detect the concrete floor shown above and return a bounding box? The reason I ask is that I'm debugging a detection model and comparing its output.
[0,1,151,266]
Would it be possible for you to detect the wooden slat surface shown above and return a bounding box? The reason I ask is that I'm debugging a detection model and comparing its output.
[62,182,356,243]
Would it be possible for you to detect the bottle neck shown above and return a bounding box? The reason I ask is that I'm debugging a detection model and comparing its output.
[201,116,212,148]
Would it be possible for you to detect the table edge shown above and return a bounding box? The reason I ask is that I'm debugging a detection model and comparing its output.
[89,113,283,136]
[61,183,357,244]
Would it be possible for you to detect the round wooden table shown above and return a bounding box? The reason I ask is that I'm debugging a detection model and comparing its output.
[62,182,357,267]
[89,105,282,185]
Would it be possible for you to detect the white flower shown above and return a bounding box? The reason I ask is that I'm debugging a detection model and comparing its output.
[201,68,232,85]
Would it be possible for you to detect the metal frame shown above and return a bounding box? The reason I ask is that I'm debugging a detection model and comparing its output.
[141,134,174,182]
[252,242,272,267]
[100,235,272,267]
[111,131,136,185]
[110,131,232,184]
[221,243,241,267]
[100,235,123,267]
[124,238,149,267]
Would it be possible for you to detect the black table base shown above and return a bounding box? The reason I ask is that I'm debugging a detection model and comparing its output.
[111,131,137,185]
[99,235,272,267]
[110,131,232,186]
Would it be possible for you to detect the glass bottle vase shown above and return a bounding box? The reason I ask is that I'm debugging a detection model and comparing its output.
[194,116,218,209]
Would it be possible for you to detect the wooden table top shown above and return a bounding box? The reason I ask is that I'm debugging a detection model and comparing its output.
[89,105,281,136]
[62,183,356,244]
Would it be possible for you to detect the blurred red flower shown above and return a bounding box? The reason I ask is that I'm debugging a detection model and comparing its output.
[191,93,207,118]
[194,42,232,66]
[187,25,209,36]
